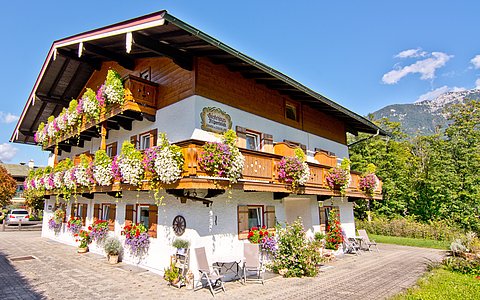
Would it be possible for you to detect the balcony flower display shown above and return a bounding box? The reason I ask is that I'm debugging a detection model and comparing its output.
[74,154,94,187]
[89,220,109,242]
[93,150,113,186]
[359,163,379,197]
[198,130,244,184]
[122,223,150,257]
[102,69,125,106]
[67,99,80,127]
[143,133,184,185]
[116,141,144,186]
[81,88,100,122]
[48,208,64,232]
[277,148,310,190]
[326,158,351,196]
[67,216,82,235]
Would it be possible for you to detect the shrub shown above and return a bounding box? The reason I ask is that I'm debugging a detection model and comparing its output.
[104,237,122,256]
[356,216,463,242]
[314,232,325,242]
[271,219,321,277]
[172,238,190,249]
[325,210,343,250]
[442,257,480,275]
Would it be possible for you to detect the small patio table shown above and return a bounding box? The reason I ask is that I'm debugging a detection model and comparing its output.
[214,256,244,281]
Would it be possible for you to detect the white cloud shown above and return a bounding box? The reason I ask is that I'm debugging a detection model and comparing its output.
[415,86,467,103]
[394,48,427,59]
[0,143,18,162]
[475,79,480,89]
[470,55,480,69]
[382,51,453,84]
[0,112,19,124]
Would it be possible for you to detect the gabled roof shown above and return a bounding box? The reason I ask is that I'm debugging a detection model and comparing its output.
[1,163,30,178]
[11,10,386,144]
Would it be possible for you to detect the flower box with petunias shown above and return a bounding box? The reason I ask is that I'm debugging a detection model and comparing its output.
[67,216,82,235]
[277,148,310,190]
[359,163,379,197]
[122,223,150,257]
[89,220,109,242]
[325,158,351,196]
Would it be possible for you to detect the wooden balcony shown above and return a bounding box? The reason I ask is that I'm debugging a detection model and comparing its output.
[48,140,382,200]
[45,75,158,153]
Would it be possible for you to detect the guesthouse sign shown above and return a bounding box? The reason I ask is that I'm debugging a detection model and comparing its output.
[200,107,232,133]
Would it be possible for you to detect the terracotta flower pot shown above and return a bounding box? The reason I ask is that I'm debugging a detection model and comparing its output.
[77,247,88,253]
[108,254,119,264]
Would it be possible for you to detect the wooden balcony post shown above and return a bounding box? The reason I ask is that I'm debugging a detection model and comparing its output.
[100,121,107,151]
[53,145,59,167]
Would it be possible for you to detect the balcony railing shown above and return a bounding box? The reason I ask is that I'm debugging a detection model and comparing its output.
[47,140,382,200]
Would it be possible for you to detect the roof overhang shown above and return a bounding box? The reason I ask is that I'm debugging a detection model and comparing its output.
[11,10,386,144]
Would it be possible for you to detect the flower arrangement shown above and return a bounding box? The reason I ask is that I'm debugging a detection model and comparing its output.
[326,158,351,196]
[93,150,113,186]
[67,216,82,235]
[102,70,125,106]
[359,163,379,197]
[116,141,144,186]
[122,223,150,257]
[325,210,343,250]
[89,220,109,242]
[77,229,91,249]
[261,235,278,255]
[48,208,64,232]
[74,154,94,187]
[198,130,244,183]
[277,148,310,190]
[143,133,184,184]
[248,226,271,244]
[34,70,125,147]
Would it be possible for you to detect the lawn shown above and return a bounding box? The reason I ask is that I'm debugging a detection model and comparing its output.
[370,234,450,249]
[392,268,480,300]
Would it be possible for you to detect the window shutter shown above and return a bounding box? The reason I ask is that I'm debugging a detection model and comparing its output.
[236,126,247,148]
[265,206,276,229]
[71,203,76,218]
[148,205,158,238]
[262,133,274,152]
[81,204,87,226]
[93,204,100,222]
[111,142,118,156]
[130,135,138,149]
[149,129,158,147]
[108,204,116,231]
[237,206,249,239]
[125,205,134,227]
[61,204,67,223]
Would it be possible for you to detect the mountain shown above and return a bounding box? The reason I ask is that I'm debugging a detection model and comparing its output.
[371,89,480,136]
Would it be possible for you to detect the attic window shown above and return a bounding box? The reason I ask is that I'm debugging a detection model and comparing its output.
[285,102,298,121]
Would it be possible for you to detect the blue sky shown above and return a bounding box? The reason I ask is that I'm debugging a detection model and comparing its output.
[1,0,479,165]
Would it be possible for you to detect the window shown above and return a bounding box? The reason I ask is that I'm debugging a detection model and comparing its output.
[138,205,150,228]
[102,205,110,221]
[139,133,151,151]
[237,205,276,239]
[140,67,151,81]
[285,102,299,121]
[246,131,261,151]
[71,203,88,226]
[248,207,263,228]
[106,142,117,158]
[126,204,157,238]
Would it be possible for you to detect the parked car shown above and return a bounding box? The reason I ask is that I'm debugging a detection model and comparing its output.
[6,209,30,225]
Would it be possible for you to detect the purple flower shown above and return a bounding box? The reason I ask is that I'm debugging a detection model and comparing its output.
[96,84,106,106]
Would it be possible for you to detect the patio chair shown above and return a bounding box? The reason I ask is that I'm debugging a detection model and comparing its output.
[194,247,226,297]
[343,237,361,255]
[357,229,379,252]
[243,243,265,285]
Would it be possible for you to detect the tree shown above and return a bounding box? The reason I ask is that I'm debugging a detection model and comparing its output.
[0,165,17,207]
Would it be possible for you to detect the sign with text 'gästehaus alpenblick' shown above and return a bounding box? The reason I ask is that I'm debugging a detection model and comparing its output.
[200,107,232,133]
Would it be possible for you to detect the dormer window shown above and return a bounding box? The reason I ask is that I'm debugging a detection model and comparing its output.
[285,102,299,122]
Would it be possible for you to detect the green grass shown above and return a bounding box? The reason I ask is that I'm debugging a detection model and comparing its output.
[370,234,450,249]
[392,268,480,300]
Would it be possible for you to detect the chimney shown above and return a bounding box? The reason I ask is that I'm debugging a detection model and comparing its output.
[28,159,34,169]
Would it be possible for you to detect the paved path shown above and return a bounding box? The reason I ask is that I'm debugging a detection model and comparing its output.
[0,231,444,300]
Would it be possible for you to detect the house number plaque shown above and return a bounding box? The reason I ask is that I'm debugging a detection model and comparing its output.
[200,107,232,134]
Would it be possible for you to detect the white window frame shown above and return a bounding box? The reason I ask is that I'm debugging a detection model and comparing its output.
[139,133,151,150]
[245,131,261,151]
[102,204,110,221]
[137,205,150,228]
[247,206,264,229]
[106,144,114,157]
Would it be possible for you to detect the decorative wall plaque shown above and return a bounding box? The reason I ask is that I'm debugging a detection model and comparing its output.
[200,107,232,133]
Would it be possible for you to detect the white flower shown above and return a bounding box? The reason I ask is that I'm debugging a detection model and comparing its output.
[103,84,124,105]
[66,110,79,127]
[82,96,99,119]
[93,164,113,186]
[47,124,56,138]
[75,166,91,187]
[297,162,310,186]
[153,148,182,184]
[53,172,64,189]
[63,169,76,189]
[119,156,144,186]
[226,146,244,183]
[56,115,67,131]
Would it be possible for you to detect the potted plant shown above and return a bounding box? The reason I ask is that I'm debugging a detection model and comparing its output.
[172,238,190,255]
[77,229,91,253]
[164,261,181,285]
[103,236,123,264]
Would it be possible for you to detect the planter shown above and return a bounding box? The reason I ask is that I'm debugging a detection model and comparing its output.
[77,246,89,253]
[108,254,119,264]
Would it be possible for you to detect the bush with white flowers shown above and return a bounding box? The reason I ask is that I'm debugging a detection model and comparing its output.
[117,141,144,186]
[93,150,113,186]
[102,70,125,106]
[81,88,100,122]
